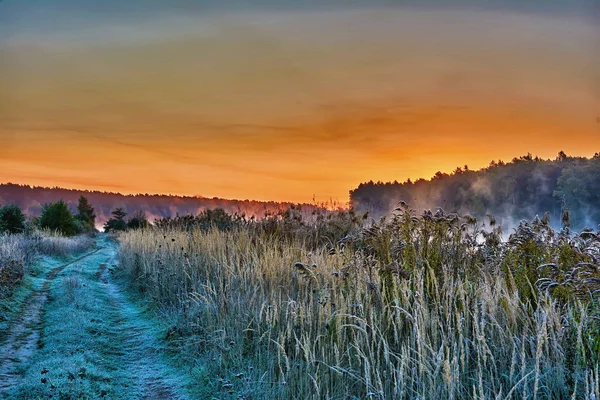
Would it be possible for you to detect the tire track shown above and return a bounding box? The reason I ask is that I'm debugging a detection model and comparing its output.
[0,248,102,393]
[96,253,184,399]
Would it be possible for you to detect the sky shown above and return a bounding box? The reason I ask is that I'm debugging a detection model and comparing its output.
[0,0,599,203]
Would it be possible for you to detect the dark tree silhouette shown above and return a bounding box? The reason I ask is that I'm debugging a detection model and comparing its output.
[350,152,599,231]
[127,210,149,230]
[76,196,96,232]
[104,208,128,232]
[39,200,78,236]
[0,183,318,227]
[0,204,26,234]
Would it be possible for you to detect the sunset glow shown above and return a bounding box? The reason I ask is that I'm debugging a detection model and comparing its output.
[1,3,598,203]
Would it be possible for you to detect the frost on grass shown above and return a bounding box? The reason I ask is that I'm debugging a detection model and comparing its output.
[119,208,600,399]
[5,243,192,399]
[0,231,95,297]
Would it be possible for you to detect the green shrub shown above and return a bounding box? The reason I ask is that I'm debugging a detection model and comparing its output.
[127,210,149,230]
[0,204,26,234]
[39,200,79,236]
[104,208,128,232]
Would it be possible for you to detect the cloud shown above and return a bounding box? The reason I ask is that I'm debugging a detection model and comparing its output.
[0,5,598,202]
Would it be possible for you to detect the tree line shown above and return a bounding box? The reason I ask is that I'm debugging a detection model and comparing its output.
[0,196,150,236]
[0,183,319,227]
[350,151,600,231]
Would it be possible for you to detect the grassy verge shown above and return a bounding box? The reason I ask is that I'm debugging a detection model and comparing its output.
[0,231,95,332]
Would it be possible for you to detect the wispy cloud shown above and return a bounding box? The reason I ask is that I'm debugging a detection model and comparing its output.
[0,5,598,202]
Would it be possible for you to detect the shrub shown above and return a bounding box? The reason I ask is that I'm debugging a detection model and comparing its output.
[104,208,128,232]
[127,210,149,230]
[0,234,28,299]
[0,258,24,298]
[39,200,79,236]
[154,208,243,232]
[0,204,26,234]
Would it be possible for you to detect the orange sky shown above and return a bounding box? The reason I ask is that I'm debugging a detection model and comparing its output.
[1,7,598,203]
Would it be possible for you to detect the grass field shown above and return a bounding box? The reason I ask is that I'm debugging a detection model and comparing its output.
[119,208,600,399]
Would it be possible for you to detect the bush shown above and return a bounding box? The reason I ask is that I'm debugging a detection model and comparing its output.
[104,208,128,232]
[39,200,79,236]
[0,204,26,234]
[0,233,31,299]
[127,210,149,230]
[0,258,24,298]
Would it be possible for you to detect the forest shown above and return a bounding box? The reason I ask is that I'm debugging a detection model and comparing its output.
[350,152,600,231]
[0,184,321,228]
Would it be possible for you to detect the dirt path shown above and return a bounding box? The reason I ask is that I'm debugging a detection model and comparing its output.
[97,246,184,399]
[0,249,101,392]
[0,238,192,399]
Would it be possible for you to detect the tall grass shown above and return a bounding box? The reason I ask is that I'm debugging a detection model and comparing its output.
[33,230,96,259]
[119,209,600,399]
[0,230,95,298]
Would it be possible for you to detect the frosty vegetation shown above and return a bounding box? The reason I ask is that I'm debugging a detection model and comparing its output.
[119,205,600,399]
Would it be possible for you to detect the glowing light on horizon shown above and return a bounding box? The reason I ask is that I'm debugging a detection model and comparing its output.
[1,6,598,202]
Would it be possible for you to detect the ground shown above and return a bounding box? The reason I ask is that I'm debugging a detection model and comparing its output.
[0,236,196,399]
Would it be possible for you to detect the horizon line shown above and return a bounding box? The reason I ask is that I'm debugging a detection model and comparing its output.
[0,181,345,208]
[0,151,591,207]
